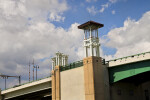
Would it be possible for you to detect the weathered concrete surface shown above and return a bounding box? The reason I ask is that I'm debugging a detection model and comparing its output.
[55,66,61,100]
[52,66,61,100]
[61,67,85,100]
[52,70,56,100]
[83,56,110,100]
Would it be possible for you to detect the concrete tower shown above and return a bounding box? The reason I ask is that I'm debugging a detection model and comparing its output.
[78,21,109,100]
[78,21,104,57]
[51,52,68,70]
[52,21,109,100]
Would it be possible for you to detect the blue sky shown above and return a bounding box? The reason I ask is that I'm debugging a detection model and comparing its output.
[53,0,150,29]
[0,0,150,89]
[50,0,150,55]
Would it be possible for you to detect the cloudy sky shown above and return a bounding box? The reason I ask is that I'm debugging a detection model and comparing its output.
[0,0,150,89]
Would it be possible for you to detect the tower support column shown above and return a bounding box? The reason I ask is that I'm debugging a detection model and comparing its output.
[83,56,105,100]
[52,70,56,100]
[52,66,61,100]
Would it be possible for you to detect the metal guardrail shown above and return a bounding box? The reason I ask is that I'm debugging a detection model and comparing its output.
[2,76,51,91]
[60,60,83,71]
[108,51,150,62]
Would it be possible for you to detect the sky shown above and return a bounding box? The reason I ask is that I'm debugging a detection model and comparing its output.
[0,0,150,90]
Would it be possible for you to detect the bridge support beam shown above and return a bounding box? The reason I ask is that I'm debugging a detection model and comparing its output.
[83,56,107,100]
[52,66,61,100]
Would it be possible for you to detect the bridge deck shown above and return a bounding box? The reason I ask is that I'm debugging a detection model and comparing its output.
[1,77,51,100]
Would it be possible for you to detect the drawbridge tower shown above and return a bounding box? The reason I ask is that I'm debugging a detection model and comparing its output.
[51,52,68,70]
[51,21,109,100]
[78,21,104,57]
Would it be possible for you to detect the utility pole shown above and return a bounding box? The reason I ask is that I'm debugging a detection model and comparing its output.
[29,61,30,82]
[34,65,39,80]
[31,59,39,81]
[19,76,21,85]
[4,77,7,90]
[32,59,34,81]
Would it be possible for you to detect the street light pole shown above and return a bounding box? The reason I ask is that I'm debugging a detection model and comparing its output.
[5,77,6,89]
[34,65,39,80]
[32,59,34,81]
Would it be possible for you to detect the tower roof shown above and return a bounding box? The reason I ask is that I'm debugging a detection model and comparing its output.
[78,21,104,29]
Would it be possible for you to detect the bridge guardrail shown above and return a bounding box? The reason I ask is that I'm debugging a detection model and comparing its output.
[60,60,83,71]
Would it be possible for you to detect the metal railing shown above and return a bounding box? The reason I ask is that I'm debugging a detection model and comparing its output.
[60,60,83,71]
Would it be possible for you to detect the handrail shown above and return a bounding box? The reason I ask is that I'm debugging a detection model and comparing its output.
[60,60,83,71]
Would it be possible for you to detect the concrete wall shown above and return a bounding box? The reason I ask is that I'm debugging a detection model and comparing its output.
[52,70,56,100]
[103,64,110,100]
[140,81,150,100]
[55,66,61,100]
[92,57,105,100]
[93,57,110,100]
[110,82,138,100]
[83,56,110,100]
[110,81,150,100]
[60,67,85,100]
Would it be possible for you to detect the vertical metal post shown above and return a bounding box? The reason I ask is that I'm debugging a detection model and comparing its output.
[84,30,85,39]
[97,29,98,38]
[36,66,37,80]
[33,67,34,81]
[19,76,21,85]
[5,77,6,90]
[56,55,58,66]
[29,61,30,82]
[58,55,59,65]
[52,61,54,70]
[35,65,39,80]
[32,59,34,81]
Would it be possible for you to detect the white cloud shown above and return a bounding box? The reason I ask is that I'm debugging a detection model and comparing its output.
[0,0,26,16]
[86,0,97,3]
[0,0,84,90]
[99,0,118,13]
[49,13,65,22]
[109,0,117,3]
[0,0,68,22]
[0,21,84,89]
[87,6,97,15]
[112,10,115,14]
[103,11,150,60]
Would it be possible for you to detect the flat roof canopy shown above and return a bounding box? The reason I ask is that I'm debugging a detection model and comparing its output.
[78,21,104,30]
